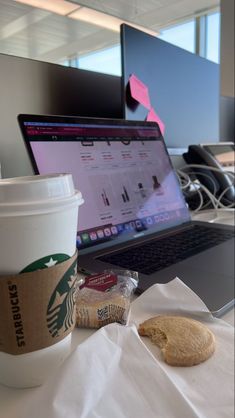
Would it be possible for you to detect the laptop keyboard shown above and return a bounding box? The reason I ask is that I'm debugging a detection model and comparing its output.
[98,225,234,275]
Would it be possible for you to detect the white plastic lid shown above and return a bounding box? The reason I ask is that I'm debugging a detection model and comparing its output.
[0,173,84,216]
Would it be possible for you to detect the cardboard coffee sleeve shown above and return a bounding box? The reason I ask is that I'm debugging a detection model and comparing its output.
[0,252,78,355]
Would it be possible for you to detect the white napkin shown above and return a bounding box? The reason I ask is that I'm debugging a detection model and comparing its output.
[10,278,235,418]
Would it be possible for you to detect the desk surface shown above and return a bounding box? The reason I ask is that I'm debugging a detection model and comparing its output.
[191,208,235,226]
[0,209,234,417]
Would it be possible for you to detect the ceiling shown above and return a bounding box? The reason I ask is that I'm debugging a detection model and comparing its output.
[0,0,220,64]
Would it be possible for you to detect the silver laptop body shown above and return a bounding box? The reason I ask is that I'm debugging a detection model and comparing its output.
[18,114,234,317]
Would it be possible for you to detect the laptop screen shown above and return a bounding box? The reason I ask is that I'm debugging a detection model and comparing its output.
[18,115,190,252]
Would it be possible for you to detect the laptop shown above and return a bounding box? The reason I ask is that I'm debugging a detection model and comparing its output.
[18,114,235,317]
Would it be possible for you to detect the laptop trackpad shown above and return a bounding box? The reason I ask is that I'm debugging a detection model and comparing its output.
[186,239,234,275]
[175,241,234,314]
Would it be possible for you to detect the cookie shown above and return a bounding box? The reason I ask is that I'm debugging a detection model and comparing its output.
[138,315,215,366]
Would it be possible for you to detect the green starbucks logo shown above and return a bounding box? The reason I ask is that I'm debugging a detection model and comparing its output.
[21,254,78,338]
[46,258,78,338]
[20,254,70,273]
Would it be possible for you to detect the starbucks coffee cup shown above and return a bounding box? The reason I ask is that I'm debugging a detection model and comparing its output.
[0,174,84,388]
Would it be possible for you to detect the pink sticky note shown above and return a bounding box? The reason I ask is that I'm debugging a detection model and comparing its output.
[146,107,165,136]
[129,74,151,110]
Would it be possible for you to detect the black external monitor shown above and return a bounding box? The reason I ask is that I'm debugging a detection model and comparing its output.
[121,24,220,149]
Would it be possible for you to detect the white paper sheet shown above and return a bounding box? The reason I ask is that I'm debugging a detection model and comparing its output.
[1,278,234,418]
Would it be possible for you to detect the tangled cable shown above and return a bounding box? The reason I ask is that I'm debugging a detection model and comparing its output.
[176,164,235,216]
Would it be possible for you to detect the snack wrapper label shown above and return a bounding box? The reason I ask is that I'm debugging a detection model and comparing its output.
[81,272,118,292]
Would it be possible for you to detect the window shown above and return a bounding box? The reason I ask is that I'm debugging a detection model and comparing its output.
[206,12,220,63]
[72,45,121,76]
[158,11,220,63]
[60,11,220,73]
[158,20,196,53]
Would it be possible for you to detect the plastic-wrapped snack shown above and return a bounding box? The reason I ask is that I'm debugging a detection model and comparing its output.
[76,270,138,329]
